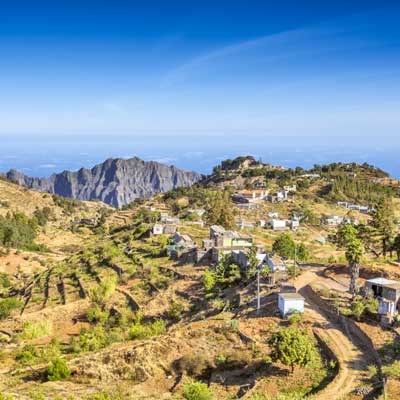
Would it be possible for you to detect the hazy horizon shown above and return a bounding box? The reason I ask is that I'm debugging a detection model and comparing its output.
[1,133,399,179]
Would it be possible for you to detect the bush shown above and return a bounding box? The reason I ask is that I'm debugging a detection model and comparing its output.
[182,380,213,400]
[20,320,52,339]
[0,211,38,249]
[202,270,216,294]
[268,327,319,373]
[288,312,303,325]
[88,276,117,307]
[33,207,52,226]
[46,358,71,381]
[167,300,185,320]
[86,392,123,400]
[70,325,110,353]
[86,305,109,324]
[15,344,38,364]
[129,319,166,340]
[0,298,22,319]
[0,273,11,288]
[382,361,400,379]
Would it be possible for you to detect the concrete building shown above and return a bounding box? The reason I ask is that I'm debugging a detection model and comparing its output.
[365,277,400,318]
[323,215,344,226]
[270,219,287,231]
[152,223,164,235]
[267,189,289,203]
[278,292,305,316]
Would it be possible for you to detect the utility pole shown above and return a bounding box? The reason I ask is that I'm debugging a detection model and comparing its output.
[257,267,260,313]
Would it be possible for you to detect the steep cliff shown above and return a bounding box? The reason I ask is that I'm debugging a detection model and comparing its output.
[5,157,203,207]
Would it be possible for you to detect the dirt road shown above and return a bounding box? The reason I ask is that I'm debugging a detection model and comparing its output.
[294,269,373,400]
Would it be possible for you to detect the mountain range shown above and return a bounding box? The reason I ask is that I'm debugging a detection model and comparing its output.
[4,157,203,208]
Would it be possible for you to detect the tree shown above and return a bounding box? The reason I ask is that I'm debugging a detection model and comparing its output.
[371,198,395,257]
[335,224,363,296]
[205,190,236,229]
[296,243,310,262]
[393,234,400,261]
[268,327,318,373]
[202,270,216,294]
[246,245,259,280]
[272,234,295,259]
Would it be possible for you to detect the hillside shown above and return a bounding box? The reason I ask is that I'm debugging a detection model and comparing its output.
[0,159,400,399]
[4,157,203,208]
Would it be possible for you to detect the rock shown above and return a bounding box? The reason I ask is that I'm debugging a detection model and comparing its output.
[6,157,203,208]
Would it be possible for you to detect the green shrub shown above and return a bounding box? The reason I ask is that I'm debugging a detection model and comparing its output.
[46,358,71,381]
[288,312,303,325]
[70,325,109,353]
[182,380,213,400]
[0,273,11,288]
[86,392,123,400]
[167,300,185,320]
[129,319,166,340]
[33,207,52,226]
[88,276,117,307]
[0,211,38,249]
[202,270,216,294]
[215,353,227,366]
[86,305,109,324]
[20,320,52,339]
[382,361,400,379]
[268,326,319,373]
[15,344,38,364]
[0,298,22,319]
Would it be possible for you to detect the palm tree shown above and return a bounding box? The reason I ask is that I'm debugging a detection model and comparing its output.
[336,224,364,297]
[345,237,363,296]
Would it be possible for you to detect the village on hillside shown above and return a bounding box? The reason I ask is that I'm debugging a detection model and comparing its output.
[1,157,400,400]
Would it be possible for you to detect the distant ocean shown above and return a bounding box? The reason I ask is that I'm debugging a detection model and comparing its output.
[0,134,399,178]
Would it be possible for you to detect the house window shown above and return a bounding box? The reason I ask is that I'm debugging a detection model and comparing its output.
[371,284,383,297]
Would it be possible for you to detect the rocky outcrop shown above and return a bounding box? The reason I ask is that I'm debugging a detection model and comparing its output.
[5,157,202,208]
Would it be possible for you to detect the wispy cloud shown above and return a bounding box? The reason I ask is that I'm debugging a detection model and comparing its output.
[161,11,392,88]
[161,27,325,87]
[38,163,57,168]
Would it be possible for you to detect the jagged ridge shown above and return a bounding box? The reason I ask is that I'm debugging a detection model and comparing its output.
[5,157,203,208]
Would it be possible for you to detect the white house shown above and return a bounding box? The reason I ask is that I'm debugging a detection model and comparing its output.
[152,223,164,235]
[278,293,305,316]
[270,219,287,230]
[267,211,279,218]
[236,220,255,230]
[324,215,344,226]
[265,254,286,272]
[364,277,400,317]
[288,219,300,230]
[300,173,320,179]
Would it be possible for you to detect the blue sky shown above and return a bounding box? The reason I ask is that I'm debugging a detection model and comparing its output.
[0,1,399,140]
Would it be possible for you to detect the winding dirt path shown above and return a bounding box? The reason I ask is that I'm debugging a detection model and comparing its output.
[294,269,372,400]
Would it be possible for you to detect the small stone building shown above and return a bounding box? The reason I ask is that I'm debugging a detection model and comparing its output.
[278,292,305,316]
